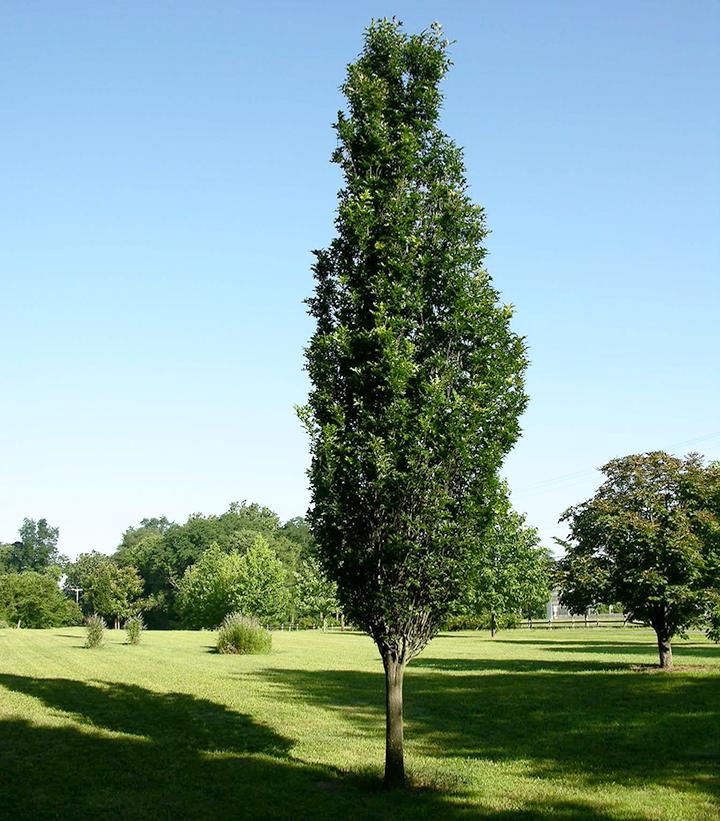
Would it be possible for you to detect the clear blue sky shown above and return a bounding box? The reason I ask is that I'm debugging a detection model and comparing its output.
[1,1,718,559]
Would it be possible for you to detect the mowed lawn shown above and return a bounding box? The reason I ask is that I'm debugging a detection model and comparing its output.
[0,628,718,820]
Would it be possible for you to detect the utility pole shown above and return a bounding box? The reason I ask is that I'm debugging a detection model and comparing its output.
[69,586,82,604]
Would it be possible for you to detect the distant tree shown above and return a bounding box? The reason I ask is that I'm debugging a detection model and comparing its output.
[233,536,289,624]
[280,517,315,552]
[301,20,527,787]
[0,572,82,628]
[558,452,720,669]
[176,536,289,628]
[115,516,174,565]
[0,543,19,574]
[64,551,111,612]
[83,562,144,629]
[294,554,339,629]
[3,519,64,573]
[176,544,239,628]
[458,488,552,635]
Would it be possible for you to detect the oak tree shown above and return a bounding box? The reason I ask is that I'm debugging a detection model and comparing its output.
[302,19,527,787]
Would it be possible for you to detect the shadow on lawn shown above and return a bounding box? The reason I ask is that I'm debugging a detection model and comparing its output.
[485,637,720,655]
[259,664,720,806]
[1,669,718,820]
[0,673,582,821]
[0,717,660,821]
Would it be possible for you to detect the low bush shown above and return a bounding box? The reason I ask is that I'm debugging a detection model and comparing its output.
[125,615,144,645]
[85,614,106,648]
[0,619,9,629]
[216,613,271,655]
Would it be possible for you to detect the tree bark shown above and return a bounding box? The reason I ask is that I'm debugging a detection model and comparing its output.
[490,612,497,638]
[383,653,406,789]
[656,631,673,670]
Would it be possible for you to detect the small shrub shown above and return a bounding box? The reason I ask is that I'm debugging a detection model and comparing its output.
[216,613,271,655]
[0,619,9,629]
[125,615,144,645]
[85,614,106,648]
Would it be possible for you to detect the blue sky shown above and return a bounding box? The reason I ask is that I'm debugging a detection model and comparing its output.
[1,1,718,559]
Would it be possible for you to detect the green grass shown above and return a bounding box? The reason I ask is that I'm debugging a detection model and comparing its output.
[0,627,718,820]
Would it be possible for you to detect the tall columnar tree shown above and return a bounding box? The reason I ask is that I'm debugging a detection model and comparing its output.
[558,452,720,669]
[302,20,527,787]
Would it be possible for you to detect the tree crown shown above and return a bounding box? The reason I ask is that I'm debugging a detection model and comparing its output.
[303,19,527,656]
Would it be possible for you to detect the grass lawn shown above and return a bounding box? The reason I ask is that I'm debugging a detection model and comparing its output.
[0,627,718,820]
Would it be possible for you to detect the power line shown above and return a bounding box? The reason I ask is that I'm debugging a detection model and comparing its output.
[510,431,720,498]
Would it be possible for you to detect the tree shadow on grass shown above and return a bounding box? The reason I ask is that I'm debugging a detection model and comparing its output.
[0,674,472,820]
[0,717,661,821]
[486,637,720,655]
[258,665,720,807]
[0,674,290,756]
[412,657,632,673]
[2,672,715,820]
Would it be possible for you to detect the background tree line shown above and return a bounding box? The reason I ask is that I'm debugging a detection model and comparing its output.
[1,499,552,632]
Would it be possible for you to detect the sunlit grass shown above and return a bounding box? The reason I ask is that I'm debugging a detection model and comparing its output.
[0,626,717,819]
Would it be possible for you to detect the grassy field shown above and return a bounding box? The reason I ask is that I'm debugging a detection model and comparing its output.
[0,627,718,820]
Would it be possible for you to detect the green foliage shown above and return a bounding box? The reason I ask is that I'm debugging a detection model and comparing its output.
[216,613,271,655]
[302,19,527,661]
[1,518,65,574]
[125,615,144,645]
[443,611,519,631]
[177,536,289,628]
[279,517,315,552]
[0,619,10,629]
[81,561,144,627]
[0,572,82,628]
[293,554,338,628]
[112,504,304,627]
[85,614,105,648]
[558,452,720,659]
[64,551,112,612]
[455,485,553,634]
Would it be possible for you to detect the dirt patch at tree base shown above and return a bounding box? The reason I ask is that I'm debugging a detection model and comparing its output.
[630,664,716,673]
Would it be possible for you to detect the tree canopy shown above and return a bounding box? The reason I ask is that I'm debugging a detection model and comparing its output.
[1,518,64,574]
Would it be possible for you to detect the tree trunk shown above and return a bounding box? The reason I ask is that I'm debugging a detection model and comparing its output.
[490,612,497,638]
[656,632,673,670]
[383,654,406,789]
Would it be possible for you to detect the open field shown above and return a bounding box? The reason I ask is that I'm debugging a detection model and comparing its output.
[0,628,718,820]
